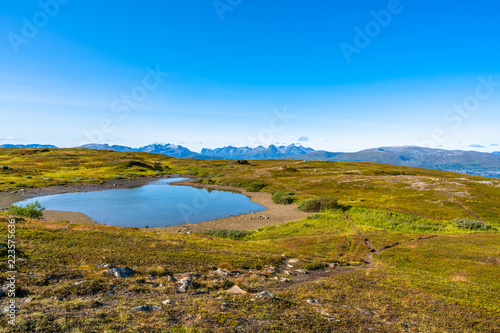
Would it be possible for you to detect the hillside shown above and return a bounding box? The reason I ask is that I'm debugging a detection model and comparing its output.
[15,143,499,179]
[0,148,499,331]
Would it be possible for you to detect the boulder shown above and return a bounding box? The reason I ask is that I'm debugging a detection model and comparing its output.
[108,267,135,279]
[216,268,232,276]
[178,277,191,293]
[254,290,274,299]
[226,285,247,295]
[130,305,162,312]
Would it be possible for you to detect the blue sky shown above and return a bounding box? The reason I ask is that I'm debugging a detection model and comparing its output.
[1,0,499,152]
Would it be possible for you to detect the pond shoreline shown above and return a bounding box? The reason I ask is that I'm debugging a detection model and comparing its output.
[1,176,309,231]
[0,175,178,211]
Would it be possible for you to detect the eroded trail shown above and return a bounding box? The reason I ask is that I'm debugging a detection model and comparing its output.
[440,186,485,221]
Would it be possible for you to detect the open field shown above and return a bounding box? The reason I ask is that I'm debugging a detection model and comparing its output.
[0,148,499,332]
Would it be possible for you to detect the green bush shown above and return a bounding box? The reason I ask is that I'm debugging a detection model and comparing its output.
[272,191,294,204]
[453,218,491,230]
[8,200,45,218]
[15,183,34,188]
[202,229,253,240]
[245,181,267,192]
[298,196,339,212]
[190,178,203,184]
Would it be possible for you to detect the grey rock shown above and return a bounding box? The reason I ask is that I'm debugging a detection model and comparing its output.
[179,272,201,278]
[178,277,191,293]
[167,275,177,282]
[295,269,308,274]
[254,291,274,299]
[108,267,135,278]
[288,259,300,263]
[265,266,280,274]
[306,298,321,305]
[162,299,173,306]
[216,268,232,276]
[130,305,162,312]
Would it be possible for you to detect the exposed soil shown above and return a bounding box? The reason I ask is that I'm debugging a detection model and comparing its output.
[149,182,310,233]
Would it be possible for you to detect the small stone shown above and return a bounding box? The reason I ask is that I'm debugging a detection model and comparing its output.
[288,259,300,263]
[265,266,280,274]
[167,275,177,282]
[23,297,34,303]
[178,277,191,293]
[222,302,230,308]
[254,291,274,299]
[306,298,321,305]
[162,299,173,306]
[226,285,247,295]
[296,269,308,274]
[130,305,162,312]
[216,268,232,276]
[108,267,135,279]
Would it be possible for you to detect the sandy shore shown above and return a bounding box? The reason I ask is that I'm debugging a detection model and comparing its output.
[0,177,308,232]
[149,182,309,233]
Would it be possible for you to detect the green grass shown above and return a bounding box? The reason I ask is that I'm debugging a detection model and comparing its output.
[201,228,253,240]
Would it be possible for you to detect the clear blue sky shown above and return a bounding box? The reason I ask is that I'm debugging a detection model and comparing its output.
[1,0,499,152]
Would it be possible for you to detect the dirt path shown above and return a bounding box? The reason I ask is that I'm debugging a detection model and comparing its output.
[440,187,485,221]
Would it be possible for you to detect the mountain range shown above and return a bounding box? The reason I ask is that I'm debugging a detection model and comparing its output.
[2,143,500,178]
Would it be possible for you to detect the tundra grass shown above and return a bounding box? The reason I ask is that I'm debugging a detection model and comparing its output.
[0,148,499,331]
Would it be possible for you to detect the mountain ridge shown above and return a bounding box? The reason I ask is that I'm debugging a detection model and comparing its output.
[2,143,499,178]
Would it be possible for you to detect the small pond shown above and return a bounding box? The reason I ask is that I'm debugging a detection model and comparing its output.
[14,178,265,228]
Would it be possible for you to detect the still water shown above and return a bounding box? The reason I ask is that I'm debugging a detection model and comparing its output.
[14,178,265,228]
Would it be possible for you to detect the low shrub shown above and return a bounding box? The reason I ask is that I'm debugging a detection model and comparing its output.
[298,196,339,212]
[453,218,491,230]
[272,191,294,204]
[202,229,253,240]
[245,181,267,192]
[15,183,34,188]
[8,200,45,218]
